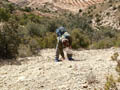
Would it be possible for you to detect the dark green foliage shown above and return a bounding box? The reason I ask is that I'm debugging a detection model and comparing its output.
[71,29,90,49]
[91,27,120,49]
[92,27,117,41]
[29,38,41,54]
[40,32,57,48]
[0,20,21,59]
[0,8,10,21]
[23,7,32,12]
[26,22,47,37]
[7,3,15,13]
[90,38,115,49]
[18,14,43,25]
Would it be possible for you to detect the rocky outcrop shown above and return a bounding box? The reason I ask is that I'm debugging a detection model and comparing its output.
[93,6,120,30]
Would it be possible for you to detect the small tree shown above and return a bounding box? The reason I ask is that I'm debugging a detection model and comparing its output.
[0,20,21,59]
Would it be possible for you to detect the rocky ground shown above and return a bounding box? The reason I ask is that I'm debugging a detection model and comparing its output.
[0,48,120,90]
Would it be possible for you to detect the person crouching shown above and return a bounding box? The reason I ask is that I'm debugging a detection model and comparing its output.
[55,32,74,62]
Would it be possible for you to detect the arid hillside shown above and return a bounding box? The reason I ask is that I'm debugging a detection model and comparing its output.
[8,0,120,30]
[8,0,104,12]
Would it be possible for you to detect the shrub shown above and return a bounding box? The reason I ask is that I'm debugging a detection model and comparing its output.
[0,20,21,59]
[92,27,117,42]
[111,52,119,61]
[18,44,32,57]
[26,22,47,37]
[117,77,120,82]
[114,35,120,47]
[17,26,30,45]
[116,62,120,74]
[0,8,10,22]
[17,14,42,25]
[23,7,32,12]
[104,75,118,90]
[45,32,57,48]
[71,29,90,49]
[90,38,114,49]
[29,38,41,54]
[7,3,15,13]
[41,32,57,48]
[115,40,120,47]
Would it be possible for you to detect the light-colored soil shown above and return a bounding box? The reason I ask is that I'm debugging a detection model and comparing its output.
[8,0,104,12]
[0,48,120,90]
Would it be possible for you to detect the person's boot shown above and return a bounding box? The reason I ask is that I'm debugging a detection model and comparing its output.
[68,57,74,61]
[55,58,59,62]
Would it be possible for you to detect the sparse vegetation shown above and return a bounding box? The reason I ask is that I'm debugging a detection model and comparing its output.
[0,20,21,59]
[104,75,118,90]
[111,52,119,61]
[109,52,120,89]
[0,0,120,59]
[0,8,10,22]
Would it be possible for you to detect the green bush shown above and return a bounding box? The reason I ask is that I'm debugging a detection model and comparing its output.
[29,38,41,54]
[0,8,10,21]
[17,26,30,45]
[45,32,57,48]
[26,22,47,37]
[0,20,21,59]
[18,44,32,57]
[115,39,120,47]
[91,27,120,49]
[40,32,57,48]
[90,38,114,49]
[7,3,15,13]
[23,7,32,12]
[71,29,90,49]
[104,75,118,90]
[114,34,120,47]
[92,27,117,42]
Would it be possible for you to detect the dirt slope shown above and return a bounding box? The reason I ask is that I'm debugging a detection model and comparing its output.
[0,48,120,90]
[8,0,104,12]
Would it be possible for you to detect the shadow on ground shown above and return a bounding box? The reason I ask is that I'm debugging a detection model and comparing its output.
[0,59,22,67]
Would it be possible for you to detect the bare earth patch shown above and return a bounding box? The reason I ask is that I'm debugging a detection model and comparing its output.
[0,48,120,90]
